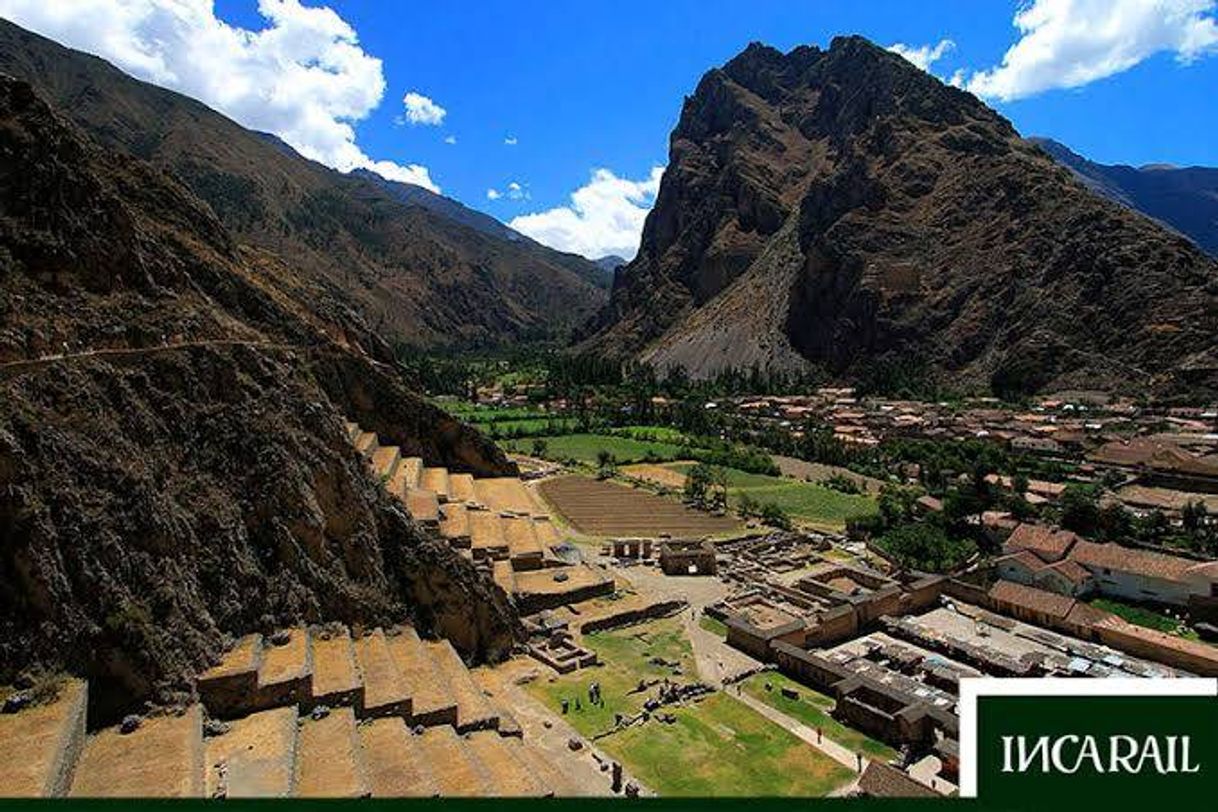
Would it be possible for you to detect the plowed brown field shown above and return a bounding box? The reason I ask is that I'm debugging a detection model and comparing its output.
[538,476,741,537]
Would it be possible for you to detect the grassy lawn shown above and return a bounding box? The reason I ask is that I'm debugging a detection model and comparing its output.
[599,693,854,796]
[737,484,876,528]
[527,617,698,736]
[670,462,778,488]
[1091,598,1201,641]
[503,433,687,464]
[738,673,898,761]
[671,462,878,530]
[699,615,728,637]
[524,618,854,796]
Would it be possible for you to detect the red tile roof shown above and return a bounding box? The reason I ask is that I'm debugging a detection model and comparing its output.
[1045,558,1092,586]
[994,550,1046,573]
[1090,438,1218,477]
[1065,602,1114,628]
[1003,523,1079,563]
[1068,541,1195,583]
[988,580,1077,619]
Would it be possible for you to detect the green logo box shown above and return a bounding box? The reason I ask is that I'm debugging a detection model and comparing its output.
[962,678,1217,805]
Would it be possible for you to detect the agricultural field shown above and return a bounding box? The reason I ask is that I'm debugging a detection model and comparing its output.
[526,618,854,796]
[537,475,741,537]
[475,417,579,437]
[668,463,878,531]
[438,402,580,437]
[503,433,687,465]
[607,426,695,444]
[771,454,887,494]
[738,673,897,761]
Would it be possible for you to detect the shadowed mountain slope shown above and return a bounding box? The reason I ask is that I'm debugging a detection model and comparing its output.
[0,73,518,716]
[0,19,607,349]
[1032,137,1218,259]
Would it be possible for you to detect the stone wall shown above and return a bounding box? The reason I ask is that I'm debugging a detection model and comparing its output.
[579,600,688,634]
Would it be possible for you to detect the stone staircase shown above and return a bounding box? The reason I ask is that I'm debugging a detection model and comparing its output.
[1,624,570,798]
[344,421,614,607]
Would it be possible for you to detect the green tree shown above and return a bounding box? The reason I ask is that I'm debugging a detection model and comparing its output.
[685,462,714,506]
[878,521,975,573]
[595,449,616,479]
[1097,502,1133,542]
[1182,501,1208,534]
[877,484,919,529]
[737,493,759,518]
[759,502,792,530]
[1012,472,1029,498]
[531,438,548,459]
[1059,484,1100,536]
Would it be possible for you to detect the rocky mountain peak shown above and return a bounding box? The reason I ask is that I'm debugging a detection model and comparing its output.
[585,36,1218,399]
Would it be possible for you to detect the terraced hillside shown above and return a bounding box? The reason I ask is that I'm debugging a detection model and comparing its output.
[347,423,616,615]
[0,625,602,798]
[0,72,517,712]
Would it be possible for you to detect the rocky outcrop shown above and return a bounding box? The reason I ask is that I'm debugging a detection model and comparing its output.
[586,37,1218,398]
[0,74,518,716]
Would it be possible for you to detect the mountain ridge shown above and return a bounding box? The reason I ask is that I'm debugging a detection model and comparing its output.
[584,36,1218,399]
[0,18,607,349]
[1030,137,1218,258]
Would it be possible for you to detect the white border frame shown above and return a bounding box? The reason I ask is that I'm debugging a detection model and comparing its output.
[958,677,1217,797]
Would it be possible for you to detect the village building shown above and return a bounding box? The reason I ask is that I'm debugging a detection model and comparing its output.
[993,522,1218,610]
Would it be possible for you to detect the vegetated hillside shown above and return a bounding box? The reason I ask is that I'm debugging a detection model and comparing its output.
[0,74,518,717]
[1031,137,1218,258]
[584,36,1218,399]
[0,19,607,348]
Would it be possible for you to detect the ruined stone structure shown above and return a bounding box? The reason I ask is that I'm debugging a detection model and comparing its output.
[659,541,718,576]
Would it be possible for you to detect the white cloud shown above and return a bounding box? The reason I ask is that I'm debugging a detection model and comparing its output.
[888,38,955,71]
[504,135,518,145]
[965,0,1218,101]
[0,0,439,191]
[486,181,529,201]
[402,91,445,125]
[444,134,457,144]
[509,167,663,260]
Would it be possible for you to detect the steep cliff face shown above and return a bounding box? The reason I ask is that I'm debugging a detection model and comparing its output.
[0,75,518,715]
[588,37,1218,398]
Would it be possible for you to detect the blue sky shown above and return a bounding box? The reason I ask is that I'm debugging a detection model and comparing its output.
[3,0,1217,258]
